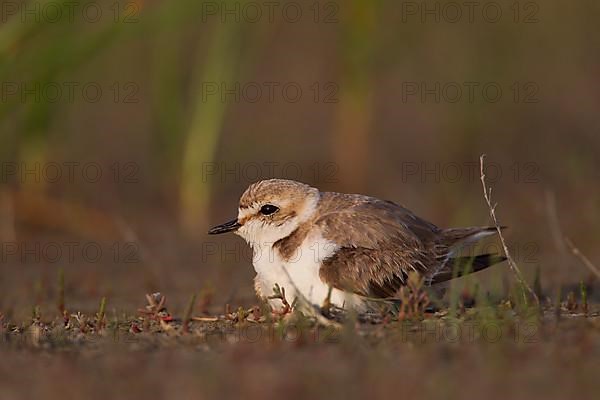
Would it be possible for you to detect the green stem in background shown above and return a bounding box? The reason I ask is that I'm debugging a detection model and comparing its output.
[0,0,127,187]
[331,1,379,192]
[180,19,242,234]
[0,0,67,58]
[97,297,107,330]
[151,25,185,180]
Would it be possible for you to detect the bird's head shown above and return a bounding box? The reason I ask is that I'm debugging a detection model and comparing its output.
[208,179,319,246]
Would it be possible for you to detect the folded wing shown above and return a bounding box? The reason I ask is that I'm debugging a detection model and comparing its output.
[316,197,442,298]
[316,195,504,298]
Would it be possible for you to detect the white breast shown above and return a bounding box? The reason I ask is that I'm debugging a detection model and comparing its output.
[252,231,364,310]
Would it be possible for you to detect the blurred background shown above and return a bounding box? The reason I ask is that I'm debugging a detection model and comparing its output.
[1,0,599,317]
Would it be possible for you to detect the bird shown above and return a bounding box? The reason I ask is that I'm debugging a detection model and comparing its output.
[208,179,505,311]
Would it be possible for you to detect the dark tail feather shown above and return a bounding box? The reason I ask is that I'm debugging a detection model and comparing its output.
[441,226,507,248]
[431,253,507,284]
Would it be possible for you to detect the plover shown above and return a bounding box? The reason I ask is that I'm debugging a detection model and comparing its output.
[208,179,505,310]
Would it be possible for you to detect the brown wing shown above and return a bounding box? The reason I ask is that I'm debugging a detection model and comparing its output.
[316,196,444,298]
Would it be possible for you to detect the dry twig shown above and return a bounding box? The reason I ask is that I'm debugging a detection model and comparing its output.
[479,154,539,305]
[138,292,174,322]
[564,237,600,280]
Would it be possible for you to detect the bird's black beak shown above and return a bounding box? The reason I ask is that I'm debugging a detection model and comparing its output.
[208,219,241,235]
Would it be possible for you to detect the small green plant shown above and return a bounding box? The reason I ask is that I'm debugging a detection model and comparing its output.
[32,305,41,323]
[554,286,562,320]
[183,293,197,333]
[96,297,107,331]
[580,281,588,316]
[236,306,246,325]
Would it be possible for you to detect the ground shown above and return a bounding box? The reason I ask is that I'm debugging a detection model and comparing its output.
[1,288,599,400]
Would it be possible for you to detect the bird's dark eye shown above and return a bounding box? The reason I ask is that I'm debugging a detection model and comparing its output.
[260,204,279,216]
